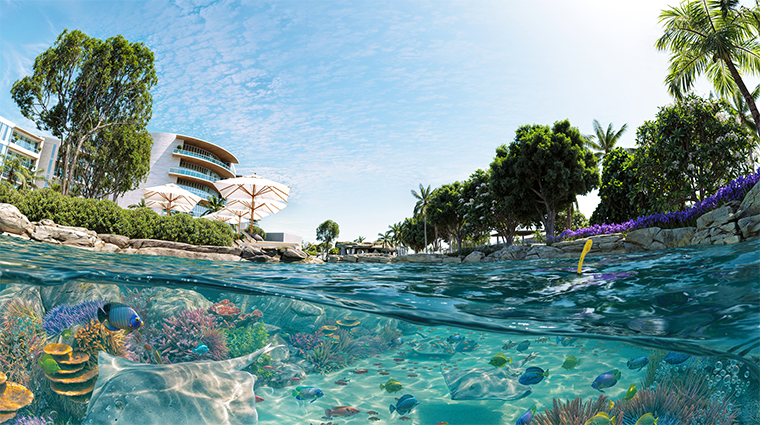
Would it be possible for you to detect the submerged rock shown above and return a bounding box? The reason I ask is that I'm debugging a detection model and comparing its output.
[83,344,281,425]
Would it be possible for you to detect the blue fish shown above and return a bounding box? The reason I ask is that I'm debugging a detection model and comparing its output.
[389,394,419,415]
[516,404,536,425]
[557,337,578,347]
[627,356,649,371]
[591,369,621,392]
[98,302,143,332]
[447,334,464,343]
[292,386,324,403]
[516,340,530,352]
[390,337,404,346]
[518,367,549,385]
[663,352,691,364]
[192,343,209,356]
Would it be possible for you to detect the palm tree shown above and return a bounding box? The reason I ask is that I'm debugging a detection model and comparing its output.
[354,236,366,243]
[388,222,404,255]
[0,156,26,188]
[656,0,760,132]
[200,195,226,216]
[585,120,629,158]
[411,183,432,253]
[128,198,148,209]
[17,166,46,190]
[376,231,392,249]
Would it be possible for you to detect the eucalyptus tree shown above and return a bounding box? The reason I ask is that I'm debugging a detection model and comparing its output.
[410,183,432,252]
[11,29,157,196]
[316,220,340,257]
[586,120,629,158]
[656,0,760,131]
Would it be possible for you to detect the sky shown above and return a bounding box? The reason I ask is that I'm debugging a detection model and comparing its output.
[1,0,756,244]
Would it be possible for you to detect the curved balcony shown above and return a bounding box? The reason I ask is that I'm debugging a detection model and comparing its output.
[168,167,217,184]
[172,148,235,178]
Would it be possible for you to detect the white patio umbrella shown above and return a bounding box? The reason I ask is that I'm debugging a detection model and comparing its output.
[212,175,290,225]
[142,183,202,215]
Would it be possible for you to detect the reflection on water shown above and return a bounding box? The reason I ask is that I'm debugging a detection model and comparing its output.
[0,235,757,424]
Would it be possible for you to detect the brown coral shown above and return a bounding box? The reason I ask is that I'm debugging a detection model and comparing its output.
[208,299,241,317]
[44,343,73,359]
[0,379,34,422]
[74,319,126,367]
[40,341,99,406]
[336,316,360,330]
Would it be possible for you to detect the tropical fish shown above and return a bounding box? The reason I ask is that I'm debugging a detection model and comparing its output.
[61,329,73,339]
[37,354,60,374]
[561,355,581,370]
[192,343,209,356]
[368,418,381,422]
[334,379,350,386]
[447,334,464,343]
[143,344,163,364]
[622,383,637,401]
[489,353,513,368]
[399,417,411,421]
[380,378,404,394]
[591,369,621,392]
[518,367,549,385]
[325,406,360,418]
[254,395,264,403]
[503,340,517,350]
[292,386,324,403]
[584,412,616,425]
[515,340,530,352]
[516,404,536,425]
[354,369,369,374]
[389,394,419,415]
[379,371,390,376]
[367,411,379,415]
[556,337,578,347]
[535,336,550,343]
[391,337,404,346]
[98,302,143,332]
[663,352,691,364]
[627,356,649,371]
[634,413,658,425]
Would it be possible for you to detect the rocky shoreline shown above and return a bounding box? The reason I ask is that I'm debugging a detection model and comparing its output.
[1,181,758,266]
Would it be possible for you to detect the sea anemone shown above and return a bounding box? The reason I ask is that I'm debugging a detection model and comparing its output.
[154,308,229,364]
[532,395,617,425]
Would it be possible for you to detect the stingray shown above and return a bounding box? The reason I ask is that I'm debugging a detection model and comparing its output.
[82,344,281,425]
[441,363,534,401]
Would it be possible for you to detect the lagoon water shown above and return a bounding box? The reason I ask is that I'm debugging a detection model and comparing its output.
[0,234,758,424]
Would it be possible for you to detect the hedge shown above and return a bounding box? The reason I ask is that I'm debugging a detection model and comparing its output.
[0,183,235,246]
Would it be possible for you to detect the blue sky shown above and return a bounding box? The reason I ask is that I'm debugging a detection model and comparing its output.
[1,0,755,244]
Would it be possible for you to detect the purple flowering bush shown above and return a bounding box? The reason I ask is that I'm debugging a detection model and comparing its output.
[552,169,760,242]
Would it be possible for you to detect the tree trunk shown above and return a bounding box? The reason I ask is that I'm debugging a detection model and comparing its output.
[545,205,557,240]
[566,203,573,231]
[725,58,760,141]
[423,215,428,253]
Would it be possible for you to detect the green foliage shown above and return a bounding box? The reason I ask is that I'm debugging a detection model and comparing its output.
[555,209,589,232]
[316,220,340,254]
[399,215,435,252]
[244,224,266,238]
[223,323,269,358]
[591,148,643,225]
[490,119,599,238]
[585,120,628,157]
[635,95,754,213]
[427,182,467,251]
[0,185,234,245]
[11,29,157,196]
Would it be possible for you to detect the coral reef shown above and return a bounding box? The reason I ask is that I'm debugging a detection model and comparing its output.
[120,287,158,325]
[40,343,97,406]
[208,299,240,317]
[641,350,666,389]
[289,331,324,356]
[208,300,262,328]
[532,394,616,425]
[5,414,53,425]
[224,323,269,358]
[0,300,47,390]
[74,319,126,368]
[154,309,229,364]
[379,322,402,341]
[41,300,105,338]
[0,371,35,423]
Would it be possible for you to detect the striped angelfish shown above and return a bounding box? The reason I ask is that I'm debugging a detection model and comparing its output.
[98,302,143,332]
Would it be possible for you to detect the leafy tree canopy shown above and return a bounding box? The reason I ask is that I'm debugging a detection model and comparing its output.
[490,119,599,238]
[399,216,434,253]
[427,181,467,251]
[635,94,754,213]
[316,220,340,253]
[11,29,157,196]
[590,148,643,225]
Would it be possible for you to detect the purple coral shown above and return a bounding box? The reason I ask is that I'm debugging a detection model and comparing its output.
[154,308,229,364]
[42,300,106,337]
[289,331,324,354]
[7,415,54,425]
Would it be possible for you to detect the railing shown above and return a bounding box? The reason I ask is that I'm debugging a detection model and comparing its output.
[169,167,216,183]
[173,148,232,173]
[11,138,39,153]
[176,183,217,200]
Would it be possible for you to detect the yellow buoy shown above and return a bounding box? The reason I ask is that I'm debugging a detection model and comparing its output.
[577,239,593,274]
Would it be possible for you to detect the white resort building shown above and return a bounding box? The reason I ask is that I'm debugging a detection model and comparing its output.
[0,115,45,182]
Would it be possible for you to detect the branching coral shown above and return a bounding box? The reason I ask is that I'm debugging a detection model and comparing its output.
[74,319,125,367]
[288,331,323,356]
[307,340,345,374]
[154,309,229,364]
[41,300,105,338]
[532,395,616,425]
[120,287,157,325]
[0,300,47,389]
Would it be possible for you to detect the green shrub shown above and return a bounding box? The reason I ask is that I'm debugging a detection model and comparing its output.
[0,182,22,205]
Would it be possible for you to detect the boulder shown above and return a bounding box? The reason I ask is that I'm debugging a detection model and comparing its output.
[245,254,278,263]
[624,227,661,249]
[357,255,391,263]
[654,227,696,249]
[0,203,31,235]
[240,245,264,259]
[99,243,121,253]
[496,245,529,261]
[327,255,341,263]
[696,205,735,230]
[463,251,485,263]
[135,247,242,262]
[525,245,565,260]
[0,285,45,319]
[97,234,130,249]
[392,254,446,263]
[342,255,358,263]
[739,181,760,217]
[30,225,97,247]
[281,248,308,260]
[738,214,760,239]
[253,234,264,242]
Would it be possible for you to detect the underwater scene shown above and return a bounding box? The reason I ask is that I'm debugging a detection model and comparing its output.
[0,234,757,425]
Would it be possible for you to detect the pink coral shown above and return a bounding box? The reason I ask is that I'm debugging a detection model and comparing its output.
[208,300,241,317]
[155,309,229,364]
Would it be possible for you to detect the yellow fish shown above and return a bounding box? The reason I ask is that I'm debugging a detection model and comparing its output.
[561,355,581,370]
[622,383,637,401]
[577,239,593,274]
[489,352,512,368]
[634,413,658,425]
[584,412,616,425]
